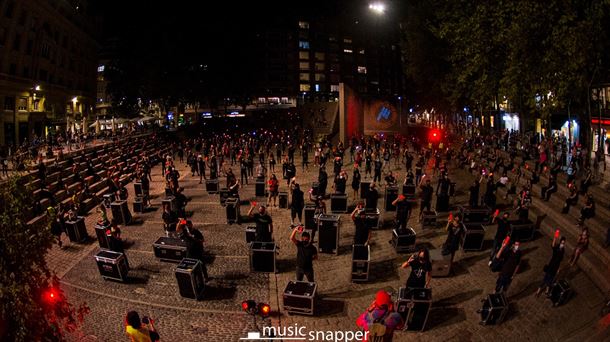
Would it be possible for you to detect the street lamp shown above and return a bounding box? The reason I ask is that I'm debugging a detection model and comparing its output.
[369,2,386,14]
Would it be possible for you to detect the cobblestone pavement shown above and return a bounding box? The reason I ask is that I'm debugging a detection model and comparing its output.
[47,149,610,342]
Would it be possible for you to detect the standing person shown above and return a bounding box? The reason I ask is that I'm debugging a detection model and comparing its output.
[418,179,433,219]
[248,204,274,242]
[366,183,379,210]
[267,174,279,207]
[301,145,309,171]
[365,152,372,178]
[290,226,317,282]
[318,167,328,197]
[268,153,276,172]
[536,230,566,297]
[569,227,589,267]
[373,156,382,183]
[392,194,412,230]
[124,311,159,342]
[495,241,521,294]
[333,170,348,194]
[469,176,483,208]
[442,215,464,260]
[351,204,371,245]
[356,290,404,342]
[239,156,248,185]
[351,167,361,201]
[197,155,206,183]
[401,248,432,289]
[490,212,511,263]
[414,159,423,186]
[290,183,305,226]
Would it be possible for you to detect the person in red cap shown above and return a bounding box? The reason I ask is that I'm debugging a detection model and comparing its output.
[356,290,404,341]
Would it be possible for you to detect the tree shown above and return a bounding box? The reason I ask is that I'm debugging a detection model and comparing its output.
[0,175,89,341]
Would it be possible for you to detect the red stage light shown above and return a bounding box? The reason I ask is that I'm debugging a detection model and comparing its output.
[258,303,271,317]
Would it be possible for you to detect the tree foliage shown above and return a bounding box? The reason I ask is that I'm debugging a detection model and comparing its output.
[0,175,89,341]
[401,0,610,140]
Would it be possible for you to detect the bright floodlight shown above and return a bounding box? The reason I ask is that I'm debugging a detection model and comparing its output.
[369,2,386,14]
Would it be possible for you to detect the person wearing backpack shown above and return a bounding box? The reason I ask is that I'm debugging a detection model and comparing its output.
[356,290,404,342]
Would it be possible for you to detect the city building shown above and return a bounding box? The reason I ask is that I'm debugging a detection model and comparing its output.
[0,0,98,147]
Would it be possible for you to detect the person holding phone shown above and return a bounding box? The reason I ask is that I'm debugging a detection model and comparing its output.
[401,248,431,290]
[125,311,159,342]
[290,226,318,282]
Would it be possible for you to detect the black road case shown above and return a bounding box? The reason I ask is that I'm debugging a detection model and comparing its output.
[250,242,277,273]
[206,179,219,194]
[162,196,178,213]
[245,226,256,243]
[279,191,289,208]
[365,208,380,230]
[396,287,432,332]
[360,181,370,199]
[153,237,188,262]
[304,204,318,230]
[421,210,438,229]
[65,216,88,243]
[255,179,266,197]
[226,197,240,224]
[478,293,508,325]
[550,280,572,307]
[175,258,205,300]
[317,214,340,254]
[459,205,491,226]
[351,244,370,282]
[111,200,132,225]
[385,186,399,211]
[509,219,535,242]
[390,227,417,253]
[94,222,112,249]
[430,248,452,277]
[283,281,317,315]
[330,193,348,213]
[461,224,485,251]
[95,250,129,282]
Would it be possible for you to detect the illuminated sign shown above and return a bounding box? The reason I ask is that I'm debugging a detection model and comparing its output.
[376,106,391,122]
[201,112,212,119]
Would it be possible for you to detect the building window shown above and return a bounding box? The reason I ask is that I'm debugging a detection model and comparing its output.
[330,63,340,73]
[359,49,365,54]
[33,100,39,111]
[97,65,105,72]
[358,66,367,74]
[4,96,15,110]
[17,97,27,111]
[298,21,309,29]
[12,34,20,51]
[314,52,325,61]
[315,73,326,82]
[299,40,310,49]
[315,63,325,71]
[329,36,337,42]
[343,38,352,44]
[331,84,340,92]
[299,62,309,70]
[281,97,289,104]
[343,49,353,54]
[299,51,309,60]
[314,84,320,92]
[258,97,266,104]
[299,73,310,81]
[5,1,15,18]
[300,84,311,92]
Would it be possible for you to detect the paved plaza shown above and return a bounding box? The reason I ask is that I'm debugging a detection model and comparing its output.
[48,149,610,342]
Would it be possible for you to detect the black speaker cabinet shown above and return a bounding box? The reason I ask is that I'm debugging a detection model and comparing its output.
[283,281,317,315]
[304,204,317,230]
[133,196,145,213]
[226,197,240,224]
[94,222,112,249]
[111,200,132,225]
[421,210,437,229]
[461,224,485,251]
[403,184,416,196]
[206,179,219,194]
[219,188,230,206]
[175,258,205,300]
[278,191,289,208]
[391,227,417,253]
[250,242,277,273]
[330,193,348,213]
[351,244,370,282]
[509,219,535,242]
[385,186,399,211]
[255,179,266,197]
[317,214,340,254]
[310,181,320,197]
[396,287,432,332]
[65,216,87,243]
[435,194,450,213]
[162,196,178,213]
[459,205,491,226]
[550,279,572,307]
[478,293,508,325]
[102,193,115,208]
[245,226,256,243]
[95,250,129,282]
[360,181,370,199]
[134,182,143,196]
[365,208,380,230]
[153,237,188,262]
